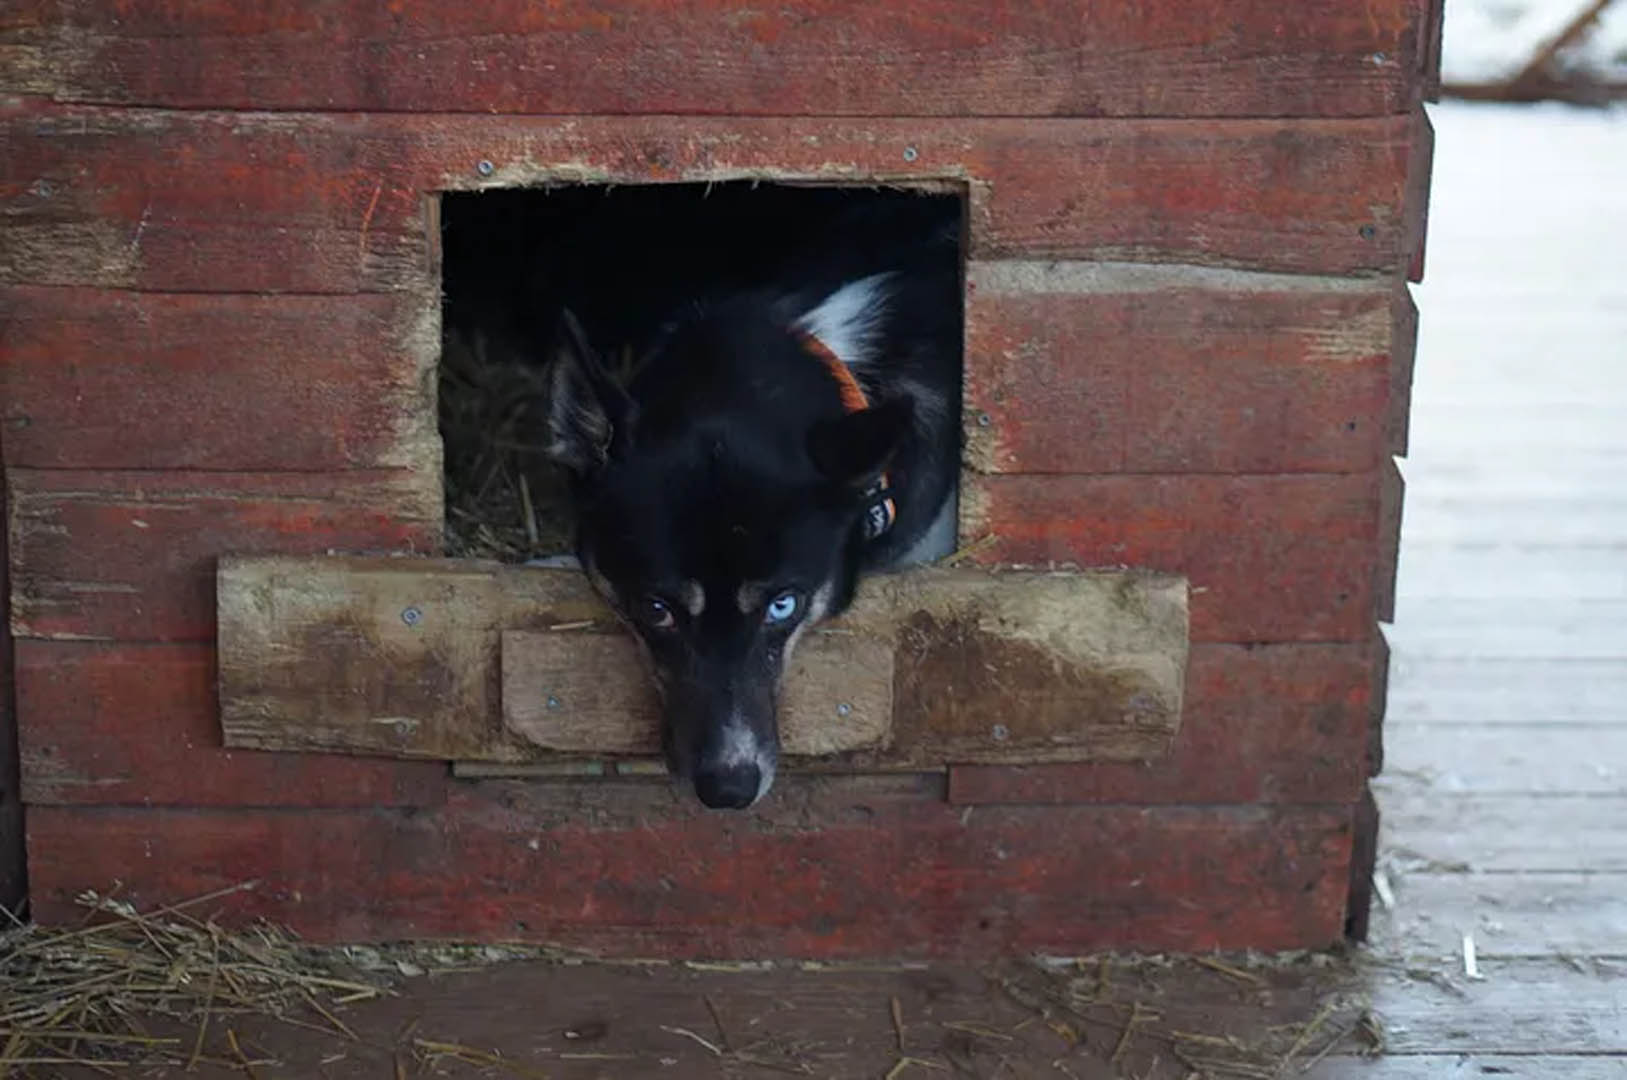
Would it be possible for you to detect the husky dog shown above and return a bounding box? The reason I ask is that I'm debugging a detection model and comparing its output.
[543,199,961,809]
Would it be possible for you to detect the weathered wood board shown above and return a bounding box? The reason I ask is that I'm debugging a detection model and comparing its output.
[0,1,1432,118]
[218,556,1188,768]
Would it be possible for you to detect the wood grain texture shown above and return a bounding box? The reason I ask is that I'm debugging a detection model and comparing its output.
[503,630,895,757]
[7,469,438,642]
[949,642,1380,805]
[963,269,1400,474]
[964,472,1388,643]
[1372,870,1627,959]
[0,108,1423,291]
[25,790,1354,956]
[0,467,21,908]
[1,287,437,472]
[0,1,1432,117]
[1388,286,1419,457]
[13,641,447,807]
[1376,787,1627,872]
[219,556,1189,768]
[1366,958,1627,1054]
[1404,107,1436,283]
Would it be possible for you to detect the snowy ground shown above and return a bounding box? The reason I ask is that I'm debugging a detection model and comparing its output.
[1444,0,1627,85]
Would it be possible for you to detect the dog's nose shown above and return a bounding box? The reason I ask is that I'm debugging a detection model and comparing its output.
[693,763,761,810]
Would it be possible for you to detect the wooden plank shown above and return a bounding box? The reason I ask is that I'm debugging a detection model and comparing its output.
[1375,788,1627,872]
[7,469,438,642]
[0,109,1424,290]
[1,287,436,472]
[0,467,20,908]
[25,794,1354,955]
[1375,459,1405,624]
[1346,786,1380,941]
[1308,1057,1627,1079]
[1397,545,1627,601]
[218,556,1189,768]
[0,2,1431,117]
[965,472,1387,643]
[1373,871,1627,959]
[1386,598,1627,661]
[12,641,448,807]
[1404,107,1435,283]
[950,642,1379,805]
[963,269,1400,475]
[1386,657,1627,726]
[1366,958,1627,1054]
[1388,287,1418,457]
[1383,725,1627,794]
[503,630,894,757]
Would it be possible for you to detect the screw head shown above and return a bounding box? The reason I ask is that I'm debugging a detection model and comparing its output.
[400,606,423,626]
[902,146,919,163]
[836,702,853,718]
[991,723,1010,741]
[1359,224,1377,240]
[976,411,992,427]
[546,695,562,710]
[476,159,495,177]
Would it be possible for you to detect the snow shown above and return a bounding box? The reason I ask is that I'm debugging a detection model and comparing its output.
[1442,0,1627,85]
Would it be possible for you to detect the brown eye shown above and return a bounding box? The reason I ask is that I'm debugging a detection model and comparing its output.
[638,596,676,630]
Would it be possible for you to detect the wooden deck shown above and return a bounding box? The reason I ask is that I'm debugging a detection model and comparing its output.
[44,100,1625,1079]
[1357,98,1627,1074]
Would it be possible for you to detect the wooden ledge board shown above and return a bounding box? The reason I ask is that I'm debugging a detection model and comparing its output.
[217,556,1187,769]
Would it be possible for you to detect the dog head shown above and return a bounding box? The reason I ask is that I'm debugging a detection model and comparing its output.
[543,307,909,808]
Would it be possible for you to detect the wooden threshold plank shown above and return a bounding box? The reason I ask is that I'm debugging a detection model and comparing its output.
[1370,870,1627,960]
[1385,657,1627,726]
[1382,726,1627,794]
[218,556,1189,769]
[1375,788,1627,873]
[1307,1056,1627,1079]
[1364,957,1627,1055]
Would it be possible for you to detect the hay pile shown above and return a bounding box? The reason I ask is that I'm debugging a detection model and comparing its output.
[438,327,577,561]
[0,884,395,1074]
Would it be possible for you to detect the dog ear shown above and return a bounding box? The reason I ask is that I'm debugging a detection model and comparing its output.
[544,310,635,474]
[807,398,913,493]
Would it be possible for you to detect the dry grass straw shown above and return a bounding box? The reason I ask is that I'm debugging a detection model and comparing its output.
[1004,953,1384,1079]
[0,883,393,1076]
[439,327,577,561]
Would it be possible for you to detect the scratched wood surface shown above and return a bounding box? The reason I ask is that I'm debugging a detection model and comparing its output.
[0,1,1434,117]
[0,110,1426,290]
[218,556,1189,768]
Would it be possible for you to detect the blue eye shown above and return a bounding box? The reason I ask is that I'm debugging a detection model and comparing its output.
[765,591,799,624]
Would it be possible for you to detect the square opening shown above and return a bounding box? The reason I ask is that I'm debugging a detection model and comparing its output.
[438,182,966,564]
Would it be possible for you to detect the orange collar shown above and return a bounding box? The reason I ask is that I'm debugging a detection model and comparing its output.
[795,330,897,541]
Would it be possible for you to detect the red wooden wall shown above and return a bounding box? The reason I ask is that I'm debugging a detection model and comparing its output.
[0,0,1437,957]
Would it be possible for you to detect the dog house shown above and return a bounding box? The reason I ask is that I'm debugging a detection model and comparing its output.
[0,2,1437,956]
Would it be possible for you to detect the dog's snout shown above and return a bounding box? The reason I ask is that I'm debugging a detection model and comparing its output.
[693,763,762,810]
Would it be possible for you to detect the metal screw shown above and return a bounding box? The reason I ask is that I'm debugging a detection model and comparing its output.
[991,723,1010,741]
[400,606,423,626]
[476,159,495,177]
[1359,224,1377,240]
[976,412,992,427]
[902,146,919,163]
[836,702,853,718]
[546,695,562,711]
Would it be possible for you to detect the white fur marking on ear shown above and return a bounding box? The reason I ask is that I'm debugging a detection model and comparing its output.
[793,273,895,369]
